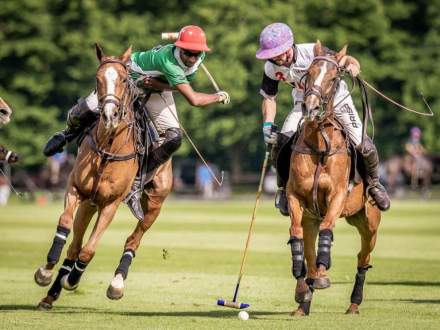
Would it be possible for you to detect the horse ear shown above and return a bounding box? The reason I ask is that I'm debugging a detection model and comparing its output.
[121,45,132,63]
[95,43,105,61]
[314,40,322,56]
[336,44,348,62]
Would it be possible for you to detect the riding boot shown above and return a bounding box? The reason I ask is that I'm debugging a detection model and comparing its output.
[146,127,182,173]
[43,98,98,157]
[273,133,292,216]
[124,176,144,221]
[357,138,390,211]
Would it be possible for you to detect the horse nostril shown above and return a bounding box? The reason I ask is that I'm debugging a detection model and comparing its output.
[0,109,8,116]
[113,112,118,118]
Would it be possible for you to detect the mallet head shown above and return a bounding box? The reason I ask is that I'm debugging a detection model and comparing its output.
[217,299,249,309]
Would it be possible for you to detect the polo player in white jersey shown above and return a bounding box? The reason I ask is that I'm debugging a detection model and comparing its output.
[256,23,390,215]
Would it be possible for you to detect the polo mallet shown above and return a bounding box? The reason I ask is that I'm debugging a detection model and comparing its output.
[217,126,277,309]
[161,32,222,92]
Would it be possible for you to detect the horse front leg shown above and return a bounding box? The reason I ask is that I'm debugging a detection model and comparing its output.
[286,186,311,316]
[107,161,173,300]
[314,191,346,289]
[61,201,119,291]
[345,203,381,315]
[37,201,96,310]
[34,180,80,287]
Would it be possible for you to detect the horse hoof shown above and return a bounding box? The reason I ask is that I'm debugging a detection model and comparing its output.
[34,266,53,287]
[106,274,124,300]
[312,277,331,289]
[60,274,78,291]
[36,296,54,311]
[36,301,52,311]
[291,308,307,317]
[345,304,360,315]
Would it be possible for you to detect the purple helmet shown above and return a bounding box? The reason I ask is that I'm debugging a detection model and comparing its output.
[256,23,294,60]
[410,126,421,137]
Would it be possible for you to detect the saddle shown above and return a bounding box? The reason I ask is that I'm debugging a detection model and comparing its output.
[275,122,364,191]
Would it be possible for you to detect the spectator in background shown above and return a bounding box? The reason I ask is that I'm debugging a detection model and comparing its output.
[405,127,425,159]
[196,162,214,199]
[48,150,68,188]
[0,173,10,206]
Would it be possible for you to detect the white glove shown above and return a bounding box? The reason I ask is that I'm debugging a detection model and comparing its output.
[262,122,278,145]
[217,91,230,104]
[344,56,361,77]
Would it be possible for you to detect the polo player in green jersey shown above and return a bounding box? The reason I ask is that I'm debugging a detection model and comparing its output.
[43,25,230,221]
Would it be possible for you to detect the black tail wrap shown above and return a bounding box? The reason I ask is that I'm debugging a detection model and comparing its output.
[115,250,135,280]
[288,237,307,279]
[350,265,372,305]
[67,259,88,286]
[47,225,71,265]
[316,229,333,270]
[47,259,74,300]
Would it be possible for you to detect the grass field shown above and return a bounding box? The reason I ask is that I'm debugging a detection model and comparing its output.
[0,196,440,329]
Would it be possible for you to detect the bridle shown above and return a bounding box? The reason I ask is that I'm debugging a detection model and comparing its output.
[303,55,342,120]
[88,58,137,205]
[97,58,129,122]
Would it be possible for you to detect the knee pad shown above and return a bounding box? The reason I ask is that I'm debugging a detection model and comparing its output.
[163,128,182,154]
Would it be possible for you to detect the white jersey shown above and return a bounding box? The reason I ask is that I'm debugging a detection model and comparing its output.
[260,43,349,105]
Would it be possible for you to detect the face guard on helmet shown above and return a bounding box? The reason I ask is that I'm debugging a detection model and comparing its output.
[256,22,294,60]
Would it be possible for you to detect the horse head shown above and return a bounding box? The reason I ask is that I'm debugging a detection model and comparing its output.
[95,43,132,131]
[303,40,347,122]
[0,96,12,127]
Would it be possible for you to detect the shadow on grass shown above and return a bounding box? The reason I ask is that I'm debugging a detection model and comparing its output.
[0,304,291,318]
[368,299,440,304]
[0,304,101,312]
[368,281,440,287]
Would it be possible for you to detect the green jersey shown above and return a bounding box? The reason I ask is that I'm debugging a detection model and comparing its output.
[130,44,206,89]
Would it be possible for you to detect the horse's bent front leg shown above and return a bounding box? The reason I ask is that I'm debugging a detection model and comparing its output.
[107,161,173,300]
[61,201,119,291]
[37,201,96,310]
[34,181,81,287]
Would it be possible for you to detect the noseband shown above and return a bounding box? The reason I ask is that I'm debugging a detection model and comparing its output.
[97,59,129,120]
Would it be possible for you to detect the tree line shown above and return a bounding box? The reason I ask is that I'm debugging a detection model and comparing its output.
[1,0,438,181]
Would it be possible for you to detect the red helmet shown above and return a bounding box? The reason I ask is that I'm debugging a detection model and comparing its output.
[175,25,211,52]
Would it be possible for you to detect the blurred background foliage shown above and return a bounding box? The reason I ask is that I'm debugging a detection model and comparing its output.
[0,0,438,180]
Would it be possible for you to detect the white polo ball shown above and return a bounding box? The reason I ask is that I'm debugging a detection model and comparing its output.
[238,310,249,320]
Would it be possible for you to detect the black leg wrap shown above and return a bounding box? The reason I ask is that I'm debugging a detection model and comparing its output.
[47,225,70,265]
[288,237,307,279]
[298,301,312,315]
[316,229,333,270]
[115,250,135,280]
[47,259,74,300]
[67,259,88,286]
[350,266,372,305]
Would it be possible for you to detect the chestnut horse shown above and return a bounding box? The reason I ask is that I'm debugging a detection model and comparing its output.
[0,97,19,163]
[35,44,139,309]
[287,41,381,316]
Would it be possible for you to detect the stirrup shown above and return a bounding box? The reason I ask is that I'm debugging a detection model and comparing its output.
[124,186,144,221]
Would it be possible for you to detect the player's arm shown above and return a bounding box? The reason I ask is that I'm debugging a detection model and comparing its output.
[176,83,223,107]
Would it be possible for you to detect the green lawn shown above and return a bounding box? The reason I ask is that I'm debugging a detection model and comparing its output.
[0,197,439,329]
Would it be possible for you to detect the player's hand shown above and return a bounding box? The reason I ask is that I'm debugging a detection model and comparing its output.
[216,91,230,105]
